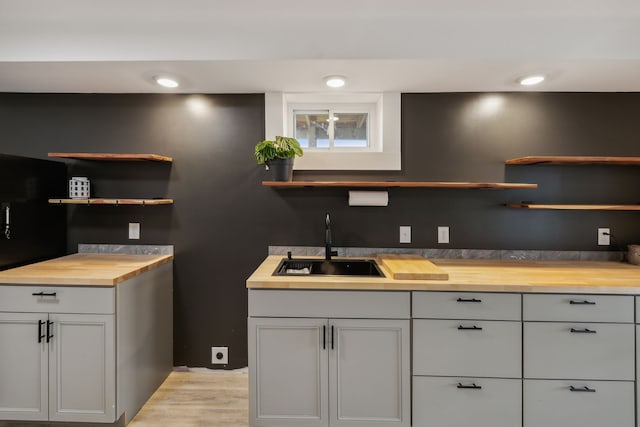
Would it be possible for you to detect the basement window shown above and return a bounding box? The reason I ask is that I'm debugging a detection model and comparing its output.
[265,92,401,170]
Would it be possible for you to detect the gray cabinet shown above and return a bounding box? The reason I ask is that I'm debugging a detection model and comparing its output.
[0,293,115,423]
[248,290,410,427]
[49,313,115,423]
[0,261,173,425]
[248,317,328,427]
[523,293,635,427]
[413,377,521,427]
[412,291,522,427]
[0,312,48,421]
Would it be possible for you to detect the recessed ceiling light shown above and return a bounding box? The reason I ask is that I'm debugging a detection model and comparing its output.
[324,75,346,88]
[154,76,179,88]
[518,75,545,86]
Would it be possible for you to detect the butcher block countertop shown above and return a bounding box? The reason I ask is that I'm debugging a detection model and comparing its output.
[0,253,173,286]
[247,255,640,294]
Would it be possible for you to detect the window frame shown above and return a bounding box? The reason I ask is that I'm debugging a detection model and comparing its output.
[290,103,376,151]
[265,92,401,171]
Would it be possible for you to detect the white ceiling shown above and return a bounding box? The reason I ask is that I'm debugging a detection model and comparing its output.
[1,0,639,93]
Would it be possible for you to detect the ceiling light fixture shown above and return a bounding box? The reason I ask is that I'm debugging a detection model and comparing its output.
[518,75,545,86]
[324,75,346,88]
[154,76,179,88]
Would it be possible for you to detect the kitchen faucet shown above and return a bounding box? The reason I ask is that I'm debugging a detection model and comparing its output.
[325,213,338,261]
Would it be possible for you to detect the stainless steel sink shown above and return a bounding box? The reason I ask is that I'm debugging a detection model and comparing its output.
[274,258,384,277]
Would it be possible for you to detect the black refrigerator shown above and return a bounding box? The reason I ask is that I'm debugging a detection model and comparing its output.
[0,154,67,270]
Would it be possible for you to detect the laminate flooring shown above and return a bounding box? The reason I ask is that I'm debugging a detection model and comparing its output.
[0,367,249,427]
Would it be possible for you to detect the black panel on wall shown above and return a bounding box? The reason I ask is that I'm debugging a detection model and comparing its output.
[1,92,639,368]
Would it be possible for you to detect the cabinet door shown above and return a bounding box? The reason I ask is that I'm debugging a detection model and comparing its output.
[248,317,329,427]
[48,313,115,423]
[329,319,410,427]
[0,312,48,421]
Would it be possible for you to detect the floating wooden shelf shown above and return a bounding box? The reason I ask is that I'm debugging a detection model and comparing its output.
[49,198,174,206]
[506,156,640,166]
[48,153,173,162]
[263,181,538,189]
[507,203,640,211]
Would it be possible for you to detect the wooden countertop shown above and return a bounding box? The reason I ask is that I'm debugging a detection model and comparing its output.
[0,253,173,286]
[247,256,640,294]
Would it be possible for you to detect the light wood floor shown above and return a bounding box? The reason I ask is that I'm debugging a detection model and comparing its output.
[0,368,249,427]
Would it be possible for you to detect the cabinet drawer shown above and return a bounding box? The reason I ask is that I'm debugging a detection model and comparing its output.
[0,286,115,314]
[524,322,634,380]
[523,294,633,322]
[523,379,634,427]
[413,319,521,378]
[412,292,520,320]
[248,289,410,319]
[413,377,521,427]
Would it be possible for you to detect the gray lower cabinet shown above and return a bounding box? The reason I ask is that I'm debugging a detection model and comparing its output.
[524,379,635,427]
[523,293,635,427]
[248,290,410,427]
[0,261,173,425]
[0,311,115,423]
[413,377,521,427]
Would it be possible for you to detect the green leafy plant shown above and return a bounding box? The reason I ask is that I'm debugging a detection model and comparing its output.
[254,136,303,165]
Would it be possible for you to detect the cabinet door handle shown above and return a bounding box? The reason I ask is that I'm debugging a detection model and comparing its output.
[456,297,482,303]
[323,325,326,350]
[331,325,335,350]
[32,291,57,297]
[569,300,596,305]
[457,382,482,390]
[37,320,45,343]
[569,385,596,392]
[458,325,483,331]
[570,328,596,334]
[46,320,54,343]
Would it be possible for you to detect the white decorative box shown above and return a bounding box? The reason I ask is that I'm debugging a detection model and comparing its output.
[69,177,90,199]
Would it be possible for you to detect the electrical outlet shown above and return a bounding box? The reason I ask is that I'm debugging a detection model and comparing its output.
[399,226,411,243]
[437,226,450,244]
[128,223,140,240]
[211,346,228,365]
[597,228,610,246]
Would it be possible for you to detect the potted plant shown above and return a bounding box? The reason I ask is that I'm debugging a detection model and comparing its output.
[254,136,303,181]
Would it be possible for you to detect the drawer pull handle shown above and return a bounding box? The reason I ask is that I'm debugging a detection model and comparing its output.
[458,325,483,331]
[457,383,482,390]
[331,325,335,350]
[32,292,57,298]
[37,320,45,343]
[569,300,596,305]
[46,320,54,343]
[570,328,596,333]
[323,325,326,350]
[456,297,482,303]
[569,386,596,393]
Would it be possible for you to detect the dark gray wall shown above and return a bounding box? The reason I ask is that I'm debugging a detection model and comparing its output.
[1,92,639,368]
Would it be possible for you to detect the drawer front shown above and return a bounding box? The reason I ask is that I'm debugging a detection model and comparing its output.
[524,322,634,380]
[0,286,115,314]
[413,377,521,427]
[413,319,521,378]
[412,291,520,320]
[523,294,633,323]
[248,289,410,319]
[523,379,634,427]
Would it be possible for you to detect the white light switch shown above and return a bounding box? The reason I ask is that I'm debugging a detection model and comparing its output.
[128,223,140,240]
[438,226,450,244]
[597,228,610,246]
[399,226,411,244]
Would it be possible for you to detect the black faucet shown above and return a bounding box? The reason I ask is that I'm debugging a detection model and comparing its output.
[325,213,338,261]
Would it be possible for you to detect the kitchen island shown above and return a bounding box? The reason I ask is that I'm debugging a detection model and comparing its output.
[247,255,640,427]
[0,253,173,426]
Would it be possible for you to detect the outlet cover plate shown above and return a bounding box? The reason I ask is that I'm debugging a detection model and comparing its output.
[399,226,411,244]
[597,228,610,246]
[211,346,228,365]
[128,222,140,240]
[437,226,450,244]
